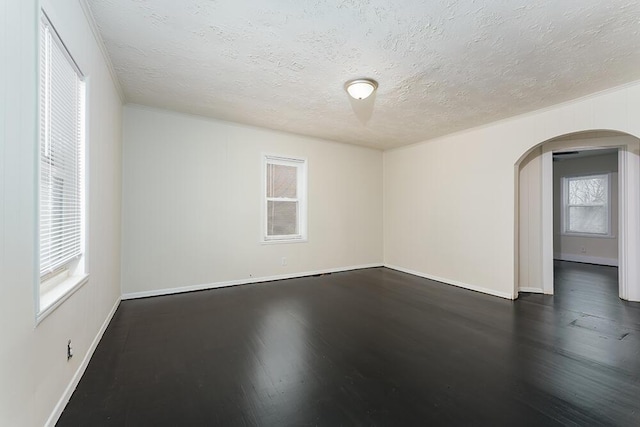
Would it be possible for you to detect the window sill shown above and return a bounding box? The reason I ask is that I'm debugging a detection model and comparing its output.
[261,237,308,245]
[560,232,616,239]
[37,273,89,324]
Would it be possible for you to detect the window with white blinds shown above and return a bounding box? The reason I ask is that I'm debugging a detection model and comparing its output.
[264,156,307,242]
[39,14,85,280]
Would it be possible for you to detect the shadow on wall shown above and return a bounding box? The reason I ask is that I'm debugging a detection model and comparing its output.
[347,92,377,124]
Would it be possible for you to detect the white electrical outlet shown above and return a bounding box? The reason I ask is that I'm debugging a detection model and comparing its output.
[581,246,586,253]
[281,257,287,266]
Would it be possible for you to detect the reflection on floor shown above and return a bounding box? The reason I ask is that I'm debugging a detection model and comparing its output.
[552,259,622,319]
[58,263,640,426]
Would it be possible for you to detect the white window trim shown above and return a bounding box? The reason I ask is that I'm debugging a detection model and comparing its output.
[261,155,308,244]
[561,172,614,238]
[36,10,89,323]
[38,272,89,324]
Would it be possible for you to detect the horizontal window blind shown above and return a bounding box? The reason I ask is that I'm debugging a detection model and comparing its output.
[39,16,85,278]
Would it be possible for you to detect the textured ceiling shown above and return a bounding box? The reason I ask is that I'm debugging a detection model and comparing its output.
[87,0,640,150]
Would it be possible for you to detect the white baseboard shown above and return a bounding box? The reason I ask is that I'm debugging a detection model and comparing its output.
[383,264,515,300]
[554,253,618,267]
[45,297,121,427]
[121,263,384,300]
[519,287,544,293]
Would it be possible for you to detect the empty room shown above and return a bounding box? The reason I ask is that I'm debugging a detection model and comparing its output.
[2,0,640,425]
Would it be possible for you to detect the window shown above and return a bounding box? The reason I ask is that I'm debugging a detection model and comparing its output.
[263,156,307,242]
[38,12,87,316]
[562,174,610,235]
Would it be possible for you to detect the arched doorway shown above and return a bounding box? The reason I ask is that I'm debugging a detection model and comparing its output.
[515,130,640,301]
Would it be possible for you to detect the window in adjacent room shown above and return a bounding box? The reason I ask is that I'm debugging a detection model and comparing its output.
[562,173,610,236]
[38,12,87,318]
[263,156,307,242]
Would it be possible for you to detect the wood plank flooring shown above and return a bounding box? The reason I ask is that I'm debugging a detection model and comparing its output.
[58,262,640,426]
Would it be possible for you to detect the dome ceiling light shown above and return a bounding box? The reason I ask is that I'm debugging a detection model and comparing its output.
[345,78,378,100]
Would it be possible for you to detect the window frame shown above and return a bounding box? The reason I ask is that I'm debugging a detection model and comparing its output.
[561,172,613,238]
[37,10,89,322]
[262,155,308,244]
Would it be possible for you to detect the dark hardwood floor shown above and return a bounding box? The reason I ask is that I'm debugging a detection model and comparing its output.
[58,262,640,426]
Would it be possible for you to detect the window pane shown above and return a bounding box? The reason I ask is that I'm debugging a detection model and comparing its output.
[568,176,607,205]
[267,164,297,198]
[267,201,298,236]
[39,18,84,277]
[568,206,607,234]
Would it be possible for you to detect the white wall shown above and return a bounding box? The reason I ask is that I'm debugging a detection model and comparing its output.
[121,105,383,297]
[384,81,640,300]
[518,147,543,292]
[0,1,122,425]
[553,151,619,265]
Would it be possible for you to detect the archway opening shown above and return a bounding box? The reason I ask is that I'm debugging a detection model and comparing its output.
[515,129,640,302]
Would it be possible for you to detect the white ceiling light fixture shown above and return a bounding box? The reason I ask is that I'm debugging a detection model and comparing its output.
[345,78,378,100]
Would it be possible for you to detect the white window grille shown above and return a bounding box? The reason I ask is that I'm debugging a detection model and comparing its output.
[563,174,610,235]
[263,156,307,242]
